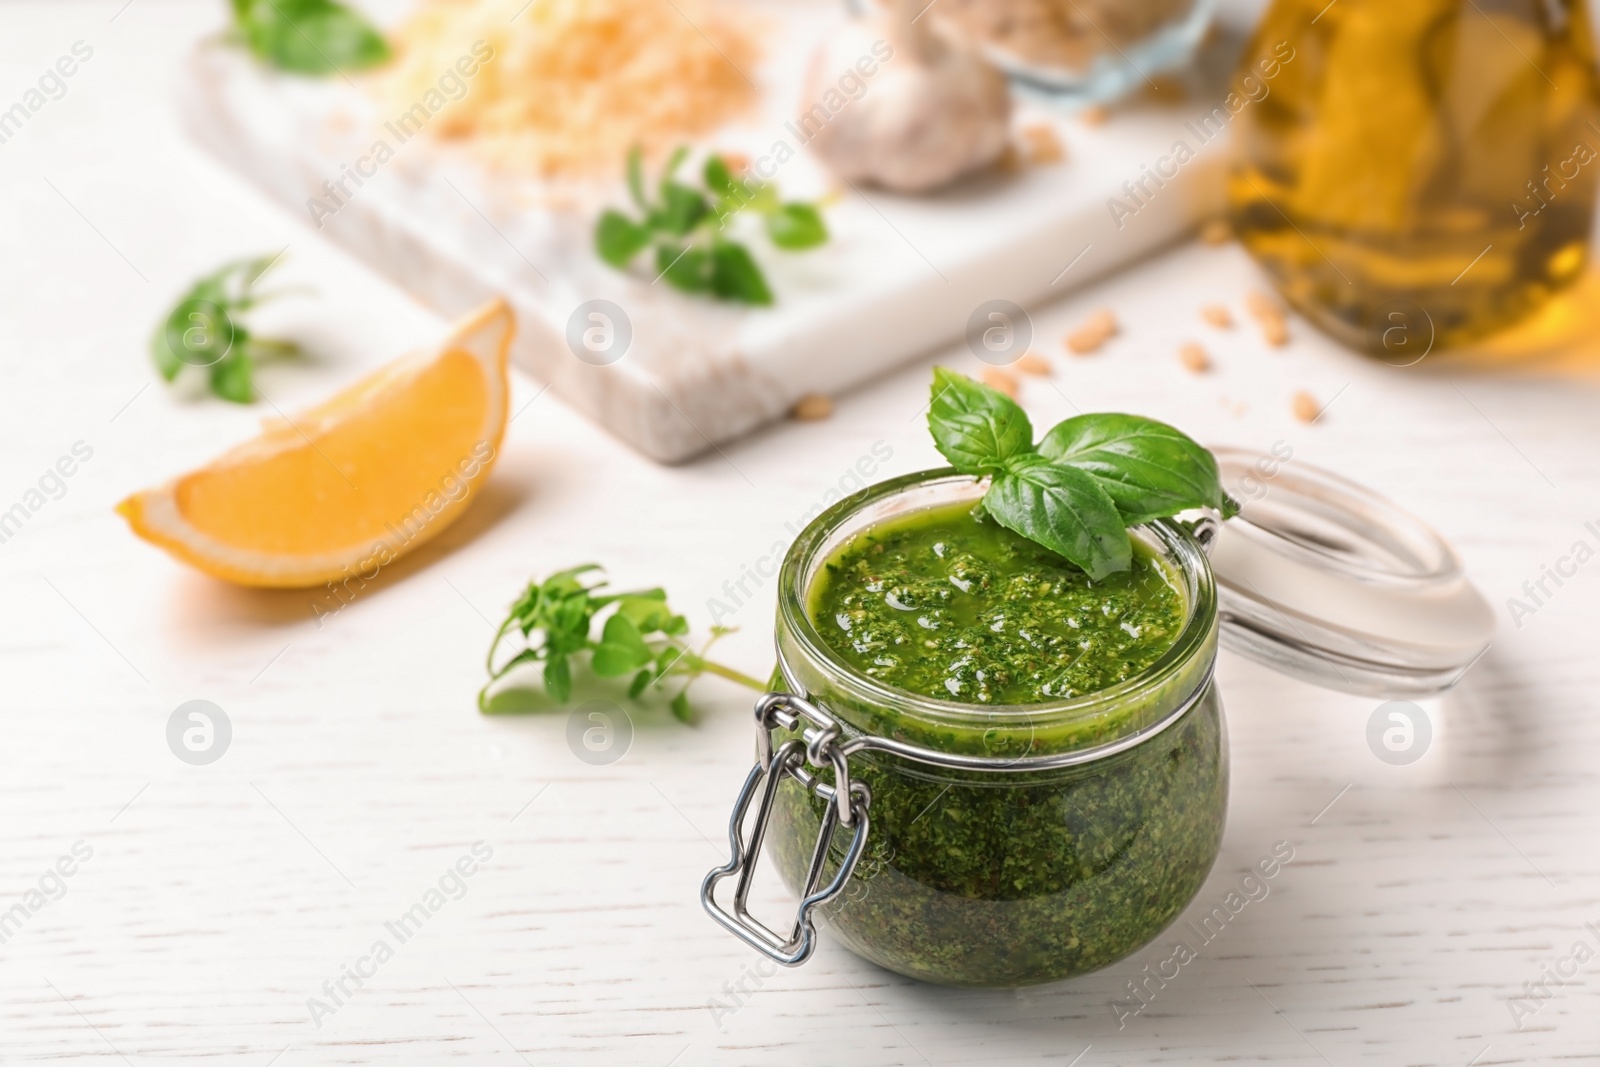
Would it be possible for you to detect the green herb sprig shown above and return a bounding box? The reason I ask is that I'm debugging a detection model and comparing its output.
[151,254,306,404]
[480,565,766,721]
[595,147,828,306]
[927,368,1238,579]
[228,0,390,75]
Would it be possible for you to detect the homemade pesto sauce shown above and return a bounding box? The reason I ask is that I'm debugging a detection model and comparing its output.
[768,498,1226,987]
[808,501,1185,705]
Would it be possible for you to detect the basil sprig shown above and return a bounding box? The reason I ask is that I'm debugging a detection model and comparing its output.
[596,147,828,306]
[480,565,765,721]
[229,0,390,75]
[151,255,304,404]
[927,368,1237,579]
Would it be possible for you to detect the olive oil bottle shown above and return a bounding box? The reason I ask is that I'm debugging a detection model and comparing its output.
[1228,0,1600,357]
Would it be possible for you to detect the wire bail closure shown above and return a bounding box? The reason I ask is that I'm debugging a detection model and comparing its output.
[699,693,872,967]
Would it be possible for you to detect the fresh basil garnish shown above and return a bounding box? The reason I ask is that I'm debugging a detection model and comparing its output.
[987,454,1130,578]
[926,370,1235,579]
[230,0,390,76]
[480,565,765,720]
[594,146,827,306]
[765,203,829,250]
[151,254,304,404]
[1039,412,1239,524]
[928,366,1035,476]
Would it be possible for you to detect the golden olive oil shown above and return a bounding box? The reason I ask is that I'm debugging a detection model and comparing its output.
[1228,0,1600,357]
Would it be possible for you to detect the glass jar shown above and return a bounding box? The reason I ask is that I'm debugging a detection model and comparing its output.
[701,455,1494,986]
[703,470,1225,987]
[926,0,1217,103]
[1228,0,1600,357]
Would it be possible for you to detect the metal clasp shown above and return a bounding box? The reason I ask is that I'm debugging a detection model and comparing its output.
[700,693,871,966]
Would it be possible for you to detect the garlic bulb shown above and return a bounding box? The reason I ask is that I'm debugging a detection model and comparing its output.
[800,0,1012,194]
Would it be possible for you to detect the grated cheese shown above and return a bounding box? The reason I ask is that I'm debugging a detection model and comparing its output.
[382,0,763,178]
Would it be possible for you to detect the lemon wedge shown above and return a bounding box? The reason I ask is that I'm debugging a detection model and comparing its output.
[118,299,513,588]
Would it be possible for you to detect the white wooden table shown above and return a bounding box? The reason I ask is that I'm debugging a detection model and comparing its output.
[3,2,1599,1063]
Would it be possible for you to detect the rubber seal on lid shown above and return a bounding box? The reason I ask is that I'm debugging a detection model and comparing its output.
[1202,447,1493,698]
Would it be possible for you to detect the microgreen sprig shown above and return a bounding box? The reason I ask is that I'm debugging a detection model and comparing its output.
[227,0,390,76]
[927,368,1238,579]
[595,146,828,306]
[151,254,307,404]
[480,565,766,721]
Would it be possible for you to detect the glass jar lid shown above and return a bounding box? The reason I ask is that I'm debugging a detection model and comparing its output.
[1204,447,1493,698]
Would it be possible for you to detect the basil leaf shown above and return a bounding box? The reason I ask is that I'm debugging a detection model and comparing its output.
[544,655,572,703]
[595,210,651,268]
[546,594,594,655]
[657,245,714,293]
[614,593,672,633]
[703,155,737,198]
[710,241,772,305]
[163,298,239,375]
[927,367,1034,476]
[655,182,709,236]
[208,351,255,403]
[237,0,390,75]
[765,203,828,250]
[1038,413,1233,523]
[670,690,692,723]
[984,456,1131,579]
[591,614,653,676]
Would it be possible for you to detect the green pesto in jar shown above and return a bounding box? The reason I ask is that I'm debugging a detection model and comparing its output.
[766,497,1226,988]
[809,501,1185,705]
